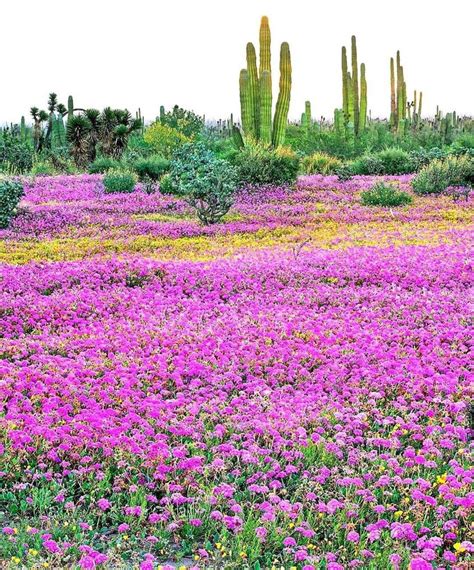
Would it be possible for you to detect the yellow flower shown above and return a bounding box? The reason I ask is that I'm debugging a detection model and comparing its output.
[394,510,403,519]
[215,542,222,550]
[437,473,447,485]
[240,551,247,557]
[28,549,38,556]
[178,566,186,570]
[11,558,21,565]
[43,564,49,568]
[123,534,129,541]
[13,528,18,535]
[194,554,200,560]
[288,522,295,529]
[454,542,466,553]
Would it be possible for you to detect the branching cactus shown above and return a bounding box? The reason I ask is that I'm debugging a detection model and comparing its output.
[238,16,292,147]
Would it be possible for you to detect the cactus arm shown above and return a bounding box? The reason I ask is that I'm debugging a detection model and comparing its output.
[359,63,367,133]
[246,42,260,138]
[342,46,349,119]
[259,70,272,144]
[239,69,253,138]
[351,36,359,134]
[390,57,396,128]
[272,42,292,147]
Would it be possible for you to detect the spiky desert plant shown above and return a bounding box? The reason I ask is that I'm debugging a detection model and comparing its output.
[246,42,259,138]
[272,42,292,148]
[67,95,74,122]
[239,70,253,136]
[238,16,292,147]
[347,73,355,127]
[305,101,312,130]
[66,115,91,167]
[341,46,349,119]
[259,70,272,144]
[390,57,396,128]
[351,36,359,134]
[359,63,367,132]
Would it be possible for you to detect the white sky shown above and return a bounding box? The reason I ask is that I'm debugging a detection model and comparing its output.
[1,0,472,125]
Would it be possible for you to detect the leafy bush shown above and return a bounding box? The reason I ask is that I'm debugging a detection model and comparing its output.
[352,148,413,175]
[301,152,342,175]
[159,105,204,138]
[0,177,24,228]
[132,156,170,182]
[164,143,239,224]
[361,182,413,207]
[448,132,474,156]
[412,155,474,195]
[88,157,121,174]
[31,161,57,176]
[0,134,33,174]
[409,147,446,171]
[144,123,190,159]
[103,170,137,194]
[233,143,300,186]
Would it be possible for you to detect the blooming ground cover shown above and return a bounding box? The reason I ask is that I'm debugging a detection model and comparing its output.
[0,175,473,570]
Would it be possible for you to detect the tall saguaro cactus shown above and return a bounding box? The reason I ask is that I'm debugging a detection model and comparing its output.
[272,42,292,147]
[339,36,366,136]
[341,46,349,118]
[238,16,292,147]
[359,63,367,133]
[351,36,360,134]
[390,57,396,128]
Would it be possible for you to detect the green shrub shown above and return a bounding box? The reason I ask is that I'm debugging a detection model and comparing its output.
[409,147,446,171]
[88,157,121,174]
[361,182,413,207]
[143,123,190,159]
[0,177,24,228]
[233,143,299,186]
[133,156,170,182]
[159,105,204,138]
[103,170,137,194]
[412,155,474,195]
[449,133,474,156]
[0,134,33,174]
[164,143,238,224]
[301,152,342,175]
[31,161,56,176]
[352,148,413,175]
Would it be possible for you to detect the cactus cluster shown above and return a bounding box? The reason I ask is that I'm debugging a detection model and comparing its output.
[390,52,422,133]
[239,16,292,147]
[340,36,367,136]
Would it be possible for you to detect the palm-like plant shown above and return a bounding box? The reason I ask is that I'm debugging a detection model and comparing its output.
[66,115,91,167]
[30,107,48,151]
[98,108,142,159]
[85,109,101,162]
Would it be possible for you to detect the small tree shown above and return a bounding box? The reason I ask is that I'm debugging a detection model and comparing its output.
[163,143,239,224]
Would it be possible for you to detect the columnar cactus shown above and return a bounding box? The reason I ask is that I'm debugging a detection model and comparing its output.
[359,63,367,132]
[351,36,360,134]
[67,95,74,122]
[340,36,366,136]
[272,42,292,148]
[246,42,260,138]
[239,70,253,136]
[341,47,349,119]
[259,70,272,144]
[390,57,396,128]
[418,91,423,120]
[238,16,292,147]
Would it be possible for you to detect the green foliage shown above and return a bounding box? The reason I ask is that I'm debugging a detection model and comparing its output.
[0,177,24,228]
[144,123,191,159]
[132,156,170,181]
[301,152,342,175]
[361,182,413,207]
[132,156,170,193]
[351,148,413,175]
[158,105,204,138]
[412,155,474,195]
[31,161,57,176]
[233,142,299,186]
[164,143,239,224]
[88,157,121,174]
[408,147,446,171]
[0,132,33,174]
[103,170,137,194]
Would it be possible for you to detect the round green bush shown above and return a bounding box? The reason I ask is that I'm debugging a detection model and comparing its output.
[361,182,413,207]
[412,155,474,195]
[132,156,170,182]
[301,152,342,175]
[233,143,300,187]
[352,148,413,175]
[103,170,137,194]
[0,177,24,228]
[88,157,121,174]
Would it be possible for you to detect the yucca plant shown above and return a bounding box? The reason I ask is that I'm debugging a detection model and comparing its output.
[66,115,92,168]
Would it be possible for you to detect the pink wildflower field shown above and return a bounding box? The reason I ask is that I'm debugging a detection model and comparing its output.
[0,174,473,570]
